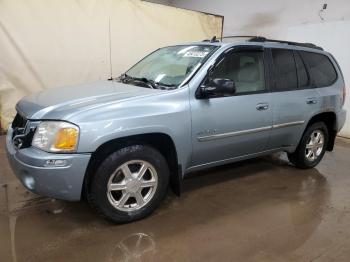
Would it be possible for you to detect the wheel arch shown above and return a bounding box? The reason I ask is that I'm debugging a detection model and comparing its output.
[82,132,182,199]
[305,111,337,151]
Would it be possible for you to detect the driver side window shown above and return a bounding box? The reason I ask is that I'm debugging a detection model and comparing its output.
[210,50,266,94]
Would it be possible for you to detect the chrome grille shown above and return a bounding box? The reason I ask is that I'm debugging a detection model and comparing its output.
[12,113,27,129]
[11,113,33,149]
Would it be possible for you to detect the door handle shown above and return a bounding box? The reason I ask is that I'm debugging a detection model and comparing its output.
[306,98,318,104]
[256,103,269,111]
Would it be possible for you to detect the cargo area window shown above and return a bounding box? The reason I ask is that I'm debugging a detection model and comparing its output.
[299,51,337,87]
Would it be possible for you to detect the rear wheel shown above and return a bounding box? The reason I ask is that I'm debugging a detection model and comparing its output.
[288,122,329,169]
[88,145,169,223]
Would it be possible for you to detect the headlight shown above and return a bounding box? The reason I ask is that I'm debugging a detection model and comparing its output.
[32,121,79,152]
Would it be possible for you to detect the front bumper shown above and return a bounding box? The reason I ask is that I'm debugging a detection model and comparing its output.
[6,126,91,201]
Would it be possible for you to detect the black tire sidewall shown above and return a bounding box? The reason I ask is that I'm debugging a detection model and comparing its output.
[90,145,169,223]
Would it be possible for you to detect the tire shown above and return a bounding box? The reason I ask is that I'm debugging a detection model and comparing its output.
[87,145,169,223]
[288,122,329,169]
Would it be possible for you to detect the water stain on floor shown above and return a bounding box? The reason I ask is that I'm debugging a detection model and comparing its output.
[1,136,350,261]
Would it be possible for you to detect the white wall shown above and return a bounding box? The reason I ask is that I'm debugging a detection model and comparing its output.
[169,0,350,37]
[0,0,222,129]
[170,0,350,137]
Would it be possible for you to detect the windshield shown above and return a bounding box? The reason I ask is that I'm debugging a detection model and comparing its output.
[123,45,218,88]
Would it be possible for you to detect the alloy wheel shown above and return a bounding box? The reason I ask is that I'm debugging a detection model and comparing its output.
[107,160,158,211]
[305,130,324,162]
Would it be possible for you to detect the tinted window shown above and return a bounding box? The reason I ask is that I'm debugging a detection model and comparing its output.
[294,51,310,88]
[210,50,265,94]
[271,49,297,91]
[300,51,337,87]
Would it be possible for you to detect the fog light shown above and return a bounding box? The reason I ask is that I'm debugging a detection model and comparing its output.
[24,177,35,190]
[45,159,68,167]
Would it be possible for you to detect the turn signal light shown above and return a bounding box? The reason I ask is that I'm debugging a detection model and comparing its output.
[53,128,78,150]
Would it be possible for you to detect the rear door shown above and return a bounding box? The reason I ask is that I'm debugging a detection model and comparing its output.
[267,48,320,149]
[299,50,339,112]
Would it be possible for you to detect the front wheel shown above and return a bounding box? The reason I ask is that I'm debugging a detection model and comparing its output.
[288,122,329,169]
[88,145,169,223]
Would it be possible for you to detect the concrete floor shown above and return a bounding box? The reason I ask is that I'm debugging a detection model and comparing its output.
[1,137,350,262]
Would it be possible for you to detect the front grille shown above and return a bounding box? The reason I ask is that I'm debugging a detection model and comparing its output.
[11,113,34,149]
[12,113,27,129]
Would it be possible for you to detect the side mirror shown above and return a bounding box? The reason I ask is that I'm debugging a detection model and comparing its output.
[198,78,236,98]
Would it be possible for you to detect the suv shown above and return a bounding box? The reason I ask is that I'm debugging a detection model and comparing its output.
[6,37,346,223]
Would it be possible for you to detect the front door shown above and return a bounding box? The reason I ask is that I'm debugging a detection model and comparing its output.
[190,47,273,167]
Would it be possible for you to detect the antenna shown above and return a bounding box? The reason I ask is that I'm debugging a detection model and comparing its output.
[108,18,113,80]
[202,36,220,43]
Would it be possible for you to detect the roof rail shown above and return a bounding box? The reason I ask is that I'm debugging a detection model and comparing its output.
[221,35,259,39]
[203,35,258,42]
[249,36,324,51]
[202,35,323,51]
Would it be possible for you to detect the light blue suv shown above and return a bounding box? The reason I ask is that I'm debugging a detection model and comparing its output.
[6,37,346,223]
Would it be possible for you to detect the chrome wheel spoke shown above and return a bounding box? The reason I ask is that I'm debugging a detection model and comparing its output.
[310,151,315,161]
[118,192,131,207]
[109,183,126,191]
[316,136,324,147]
[306,150,313,159]
[315,132,321,143]
[306,144,314,149]
[136,164,148,180]
[140,180,157,188]
[121,165,133,180]
[135,191,145,206]
[316,142,323,148]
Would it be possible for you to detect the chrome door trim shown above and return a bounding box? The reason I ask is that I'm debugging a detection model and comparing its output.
[197,120,305,142]
[197,126,272,142]
[272,120,305,129]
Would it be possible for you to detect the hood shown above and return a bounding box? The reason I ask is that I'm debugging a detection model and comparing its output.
[16,80,163,120]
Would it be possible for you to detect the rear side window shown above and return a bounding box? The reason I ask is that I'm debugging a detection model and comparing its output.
[271,49,297,91]
[300,51,337,87]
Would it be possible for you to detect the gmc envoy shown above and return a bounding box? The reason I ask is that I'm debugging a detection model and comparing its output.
[6,37,346,223]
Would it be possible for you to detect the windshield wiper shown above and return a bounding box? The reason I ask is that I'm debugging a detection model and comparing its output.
[120,74,158,89]
[120,74,178,89]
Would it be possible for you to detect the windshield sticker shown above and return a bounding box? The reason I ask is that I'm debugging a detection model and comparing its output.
[183,51,209,58]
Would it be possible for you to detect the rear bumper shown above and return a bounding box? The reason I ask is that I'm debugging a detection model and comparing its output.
[6,126,91,201]
[337,109,347,132]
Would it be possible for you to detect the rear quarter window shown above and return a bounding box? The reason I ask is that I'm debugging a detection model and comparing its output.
[299,51,337,87]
